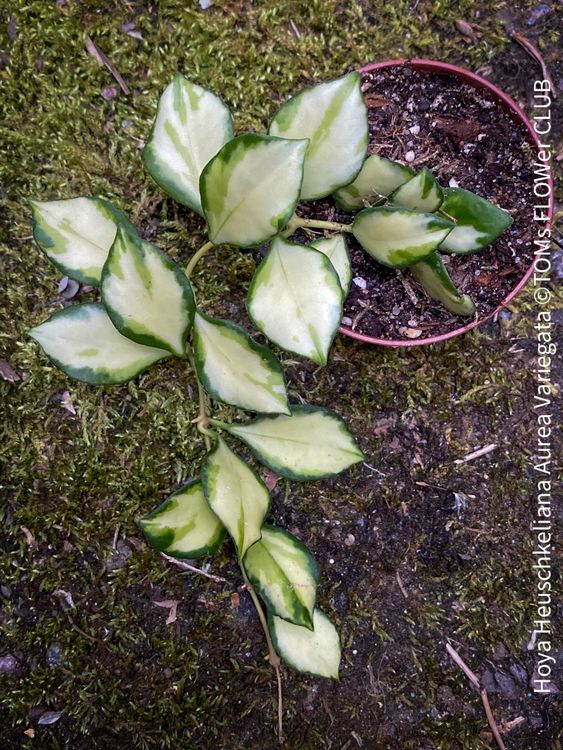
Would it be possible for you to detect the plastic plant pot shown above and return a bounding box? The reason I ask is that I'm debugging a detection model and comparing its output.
[339,58,554,348]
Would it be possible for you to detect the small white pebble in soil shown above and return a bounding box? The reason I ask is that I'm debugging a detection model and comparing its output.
[352,649,358,655]
[329,558,335,564]
[406,140,414,148]
[448,177,460,188]
[353,276,367,289]
[344,534,355,546]
[392,305,401,315]
[404,150,415,163]
[341,316,353,326]
[408,124,420,135]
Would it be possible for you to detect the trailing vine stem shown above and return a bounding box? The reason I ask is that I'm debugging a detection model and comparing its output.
[185,239,215,277]
[240,562,284,745]
[285,213,354,236]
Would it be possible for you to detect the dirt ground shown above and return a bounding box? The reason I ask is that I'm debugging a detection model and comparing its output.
[0,1,561,749]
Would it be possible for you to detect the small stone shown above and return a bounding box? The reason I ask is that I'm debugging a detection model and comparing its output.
[353,277,367,290]
[341,316,352,326]
[101,86,118,101]
[408,124,420,135]
[448,178,460,188]
[399,326,422,339]
[46,644,64,668]
[0,654,21,676]
[344,533,355,546]
[404,150,415,163]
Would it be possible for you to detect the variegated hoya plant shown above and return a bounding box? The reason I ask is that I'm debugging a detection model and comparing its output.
[28,71,513,736]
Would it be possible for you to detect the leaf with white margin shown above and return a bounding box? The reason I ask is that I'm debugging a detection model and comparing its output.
[389,167,443,212]
[247,237,343,365]
[28,303,170,385]
[409,253,475,316]
[102,226,195,356]
[352,206,454,268]
[139,479,225,559]
[243,525,319,629]
[142,75,233,215]
[268,608,341,679]
[192,311,289,415]
[310,235,351,294]
[439,187,513,255]
[226,405,364,481]
[269,72,368,200]
[200,134,308,247]
[333,154,414,211]
[201,437,269,558]
[30,197,135,285]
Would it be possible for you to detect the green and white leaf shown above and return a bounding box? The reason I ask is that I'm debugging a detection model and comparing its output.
[227,406,364,481]
[142,75,233,215]
[28,303,170,385]
[269,609,341,679]
[389,167,443,212]
[200,134,308,247]
[352,206,454,268]
[201,438,269,558]
[310,235,351,294]
[139,479,225,559]
[409,253,475,316]
[333,154,414,211]
[269,72,368,200]
[244,525,319,629]
[30,197,134,285]
[192,311,289,414]
[101,226,195,356]
[247,237,343,365]
[439,187,513,254]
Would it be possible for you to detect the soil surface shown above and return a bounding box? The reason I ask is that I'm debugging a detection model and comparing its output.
[299,64,536,342]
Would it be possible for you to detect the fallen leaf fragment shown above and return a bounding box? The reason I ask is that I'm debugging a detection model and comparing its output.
[154,599,178,625]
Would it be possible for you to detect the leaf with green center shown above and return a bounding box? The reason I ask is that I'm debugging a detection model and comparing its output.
[409,253,475,316]
[310,235,351,294]
[192,311,289,414]
[269,73,368,200]
[268,609,341,679]
[226,406,364,481]
[439,187,513,254]
[201,438,269,558]
[142,75,233,216]
[243,525,319,629]
[139,479,225,559]
[101,226,195,356]
[389,167,443,212]
[352,206,454,268]
[200,134,308,247]
[333,154,414,211]
[247,237,343,365]
[30,197,135,285]
[28,303,170,385]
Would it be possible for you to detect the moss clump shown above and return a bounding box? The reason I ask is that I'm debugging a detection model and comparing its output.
[1,1,561,749]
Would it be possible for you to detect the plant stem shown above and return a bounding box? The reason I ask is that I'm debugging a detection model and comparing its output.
[287,214,354,235]
[208,417,232,430]
[240,562,284,744]
[187,347,213,451]
[185,240,214,278]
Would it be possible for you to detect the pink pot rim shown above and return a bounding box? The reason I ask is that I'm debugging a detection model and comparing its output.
[339,58,554,348]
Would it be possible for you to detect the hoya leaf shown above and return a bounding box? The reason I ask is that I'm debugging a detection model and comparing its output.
[268,608,341,679]
[226,406,364,482]
[269,72,368,200]
[142,75,233,215]
[389,167,443,212]
[28,303,170,385]
[247,237,343,365]
[139,479,225,559]
[352,206,454,268]
[101,226,195,356]
[30,197,135,285]
[192,311,289,415]
[200,134,308,247]
[310,235,351,294]
[333,154,414,211]
[201,438,269,558]
[439,187,513,255]
[244,525,319,630]
[409,253,475,316]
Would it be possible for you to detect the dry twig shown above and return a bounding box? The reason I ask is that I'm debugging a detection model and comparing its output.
[161,552,227,583]
[510,31,557,99]
[85,36,130,95]
[454,443,497,464]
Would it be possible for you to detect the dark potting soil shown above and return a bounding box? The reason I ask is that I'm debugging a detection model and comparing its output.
[295,64,536,342]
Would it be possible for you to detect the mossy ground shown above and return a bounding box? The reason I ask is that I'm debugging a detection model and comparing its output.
[1,1,561,748]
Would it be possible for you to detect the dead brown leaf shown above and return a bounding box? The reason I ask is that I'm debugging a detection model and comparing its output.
[153,599,178,625]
